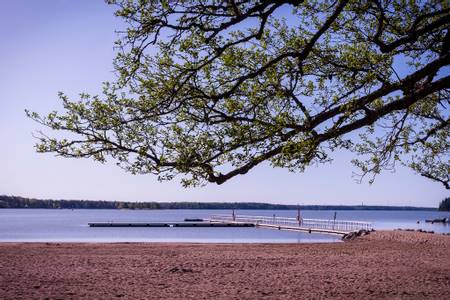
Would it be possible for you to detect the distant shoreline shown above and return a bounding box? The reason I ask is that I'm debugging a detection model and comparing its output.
[0,207,438,211]
[0,195,437,210]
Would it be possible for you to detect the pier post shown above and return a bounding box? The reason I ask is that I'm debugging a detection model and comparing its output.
[333,212,337,230]
[297,206,302,226]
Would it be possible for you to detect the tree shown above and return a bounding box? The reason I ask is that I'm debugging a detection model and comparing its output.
[438,197,450,211]
[27,0,449,188]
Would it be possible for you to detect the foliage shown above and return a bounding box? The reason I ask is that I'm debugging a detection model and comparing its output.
[28,0,450,188]
[438,197,450,211]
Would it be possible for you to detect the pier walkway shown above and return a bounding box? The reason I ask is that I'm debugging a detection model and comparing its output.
[207,214,372,235]
[88,222,254,228]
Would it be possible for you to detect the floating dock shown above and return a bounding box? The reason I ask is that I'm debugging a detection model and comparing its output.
[88,214,373,237]
[425,218,449,224]
[88,222,255,228]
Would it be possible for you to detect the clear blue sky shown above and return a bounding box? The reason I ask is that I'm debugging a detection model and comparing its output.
[0,0,447,207]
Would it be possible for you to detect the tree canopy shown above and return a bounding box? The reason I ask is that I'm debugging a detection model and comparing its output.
[28,0,449,188]
[438,197,450,210]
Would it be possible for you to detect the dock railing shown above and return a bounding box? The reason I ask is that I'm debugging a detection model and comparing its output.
[209,214,372,233]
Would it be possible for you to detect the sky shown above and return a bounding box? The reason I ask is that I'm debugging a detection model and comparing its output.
[0,0,448,207]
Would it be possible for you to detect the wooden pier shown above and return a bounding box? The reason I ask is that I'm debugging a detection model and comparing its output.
[207,214,372,236]
[88,214,372,237]
[88,222,254,228]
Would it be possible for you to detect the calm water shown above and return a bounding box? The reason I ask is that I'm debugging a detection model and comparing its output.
[0,209,448,243]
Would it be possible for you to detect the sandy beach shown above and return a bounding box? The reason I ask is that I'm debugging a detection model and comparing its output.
[0,231,449,299]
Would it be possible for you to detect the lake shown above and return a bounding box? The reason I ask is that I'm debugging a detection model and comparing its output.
[0,209,448,243]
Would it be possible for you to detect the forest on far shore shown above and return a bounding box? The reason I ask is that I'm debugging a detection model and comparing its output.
[438,198,450,211]
[0,195,438,211]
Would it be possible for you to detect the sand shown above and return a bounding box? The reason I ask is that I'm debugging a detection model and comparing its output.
[0,231,449,299]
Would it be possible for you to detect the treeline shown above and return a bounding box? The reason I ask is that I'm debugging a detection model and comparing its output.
[438,197,450,211]
[0,195,436,210]
[0,195,159,209]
